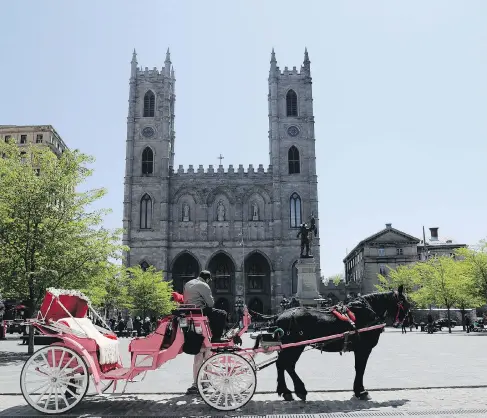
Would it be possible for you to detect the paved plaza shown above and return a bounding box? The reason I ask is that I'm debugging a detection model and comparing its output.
[0,328,486,416]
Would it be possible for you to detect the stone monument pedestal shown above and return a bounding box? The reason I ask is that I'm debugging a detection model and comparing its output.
[295,257,320,307]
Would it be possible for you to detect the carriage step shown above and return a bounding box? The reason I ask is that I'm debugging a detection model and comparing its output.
[104,367,131,378]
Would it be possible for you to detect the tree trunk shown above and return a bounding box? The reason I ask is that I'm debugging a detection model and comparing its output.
[460,308,466,331]
[447,306,452,334]
[28,323,35,354]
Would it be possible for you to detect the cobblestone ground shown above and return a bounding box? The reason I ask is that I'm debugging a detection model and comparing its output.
[0,388,486,416]
[1,328,486,416]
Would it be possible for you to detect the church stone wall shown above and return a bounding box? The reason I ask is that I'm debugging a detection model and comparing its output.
[123,49,320,313]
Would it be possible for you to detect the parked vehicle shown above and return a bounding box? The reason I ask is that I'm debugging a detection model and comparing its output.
[434,318,456,329]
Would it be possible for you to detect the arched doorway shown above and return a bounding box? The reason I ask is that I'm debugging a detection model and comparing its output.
[248,297,263,314]
[171,253,200,293]
[245,252,271,314]
[215,298,230,312]
[208,253,235,312]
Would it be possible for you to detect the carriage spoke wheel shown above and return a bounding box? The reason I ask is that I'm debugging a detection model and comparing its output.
[197,352,256,411]
[20,346,89,414]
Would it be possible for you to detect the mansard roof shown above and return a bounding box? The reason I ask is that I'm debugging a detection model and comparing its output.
[343,224,420,262]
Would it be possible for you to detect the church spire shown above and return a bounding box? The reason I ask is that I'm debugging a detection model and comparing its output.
[165,48,171,76]
[131,48,137,78]
[269,48,278,77]
[303,47,310,76]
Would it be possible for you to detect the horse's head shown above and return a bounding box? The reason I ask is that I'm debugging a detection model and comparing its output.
[389,285,410,327]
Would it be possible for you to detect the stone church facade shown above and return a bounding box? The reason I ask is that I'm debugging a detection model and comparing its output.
[123,48,320,314]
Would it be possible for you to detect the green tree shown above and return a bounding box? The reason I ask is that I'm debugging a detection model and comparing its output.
[456,241,487,304]
[412,256,480,333]
[375,264,418,295]
[325,273,344,286]
[83,264,133,317]
[0,142,124,316]
[126,266,175,318]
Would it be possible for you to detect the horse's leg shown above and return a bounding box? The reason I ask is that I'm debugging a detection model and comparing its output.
[276,351,293,401]
[353,347,372,400]
[284,346,307,401]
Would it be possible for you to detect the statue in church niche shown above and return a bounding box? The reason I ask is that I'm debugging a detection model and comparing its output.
[296,215,318,258]
[182,203,190,222]
[251,203,259,221]
[217,200,226,221]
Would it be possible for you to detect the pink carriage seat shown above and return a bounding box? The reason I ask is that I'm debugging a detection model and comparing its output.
[57,317,120,365]
[38,289,90,322]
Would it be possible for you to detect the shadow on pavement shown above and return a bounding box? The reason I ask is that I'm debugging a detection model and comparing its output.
[0,393,409,417]
[0,351,29,366]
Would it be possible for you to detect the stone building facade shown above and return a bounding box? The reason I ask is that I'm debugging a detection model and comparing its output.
[122,49,320,314]
[338,224,467,296]
[0,125,68,156]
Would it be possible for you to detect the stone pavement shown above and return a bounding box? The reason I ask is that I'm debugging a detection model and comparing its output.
[1,328,486,395]
[0,387,486,416]
[1,328,486,416]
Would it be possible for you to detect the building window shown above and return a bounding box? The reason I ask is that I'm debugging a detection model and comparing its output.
[379,264,387,275]
[20,135,27,144]
[4,135,11,142]
[396,248,403,255]
[286,89,298,117]
[288,146,300,174]
[143,90,155,117]
[378,248,385,256]
[141,147,154,175]
[20,151,27,163]
[36,134,43,143]
[140,261,150,271]
[290,193,302,228]
[214,263,231,291]
[140,194,152,229]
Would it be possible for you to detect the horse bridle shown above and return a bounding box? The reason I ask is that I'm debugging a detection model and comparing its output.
[393,291,406,325]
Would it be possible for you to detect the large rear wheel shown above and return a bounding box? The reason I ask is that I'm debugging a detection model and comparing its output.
[20,346,89,414]
[197,352,256,411]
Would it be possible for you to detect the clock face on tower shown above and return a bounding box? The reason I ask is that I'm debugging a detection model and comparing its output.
[142,127,155,138]
[287,125,300,137]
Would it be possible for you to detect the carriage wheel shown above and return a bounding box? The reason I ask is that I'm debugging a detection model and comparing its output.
[197,352,256,411]
[20,346,89,414]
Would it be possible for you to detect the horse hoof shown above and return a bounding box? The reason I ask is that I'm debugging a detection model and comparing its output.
[356,391,371,401]
[283,393,294,401]
[296,392,307,401]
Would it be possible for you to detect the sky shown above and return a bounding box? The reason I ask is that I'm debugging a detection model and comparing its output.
[1,1,486,277]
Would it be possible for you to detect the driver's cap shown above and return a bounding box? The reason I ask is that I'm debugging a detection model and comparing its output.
[199,270,211,281]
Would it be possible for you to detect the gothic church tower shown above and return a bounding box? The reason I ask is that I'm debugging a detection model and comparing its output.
[123,49,175,267]
[269,48,320,294]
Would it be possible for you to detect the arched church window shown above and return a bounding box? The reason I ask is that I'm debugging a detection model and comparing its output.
[290,193,301,228]
[142,147,154,175]
[143,90,155,117]
[288,146,300,174]
[286,89,298,117]
[140,194,152,229]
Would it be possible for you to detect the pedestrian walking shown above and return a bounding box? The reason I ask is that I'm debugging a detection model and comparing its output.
[126,316,134,336]
[465,315,471,333]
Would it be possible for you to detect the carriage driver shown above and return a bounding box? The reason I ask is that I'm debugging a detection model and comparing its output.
[183,270,228,394]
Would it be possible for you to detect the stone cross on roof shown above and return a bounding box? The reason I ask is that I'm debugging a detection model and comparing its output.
[217,154,224,165]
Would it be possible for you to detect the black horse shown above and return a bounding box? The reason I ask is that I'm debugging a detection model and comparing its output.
[269,286,409,402]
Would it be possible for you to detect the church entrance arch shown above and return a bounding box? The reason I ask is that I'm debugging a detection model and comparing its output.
[245,252,271,314]
[171,252,200,293]
[215,298,230,312]
[248,297,264,315]
[208,252,235,313]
